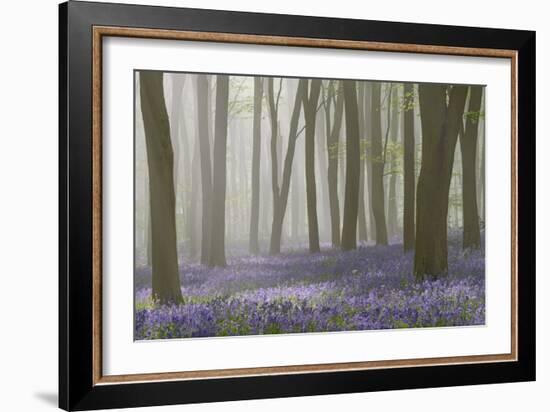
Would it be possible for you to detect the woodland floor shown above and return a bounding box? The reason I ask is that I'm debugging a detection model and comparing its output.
[135,233,485,340]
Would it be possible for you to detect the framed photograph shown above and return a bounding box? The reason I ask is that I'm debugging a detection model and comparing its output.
[59,1,535,410]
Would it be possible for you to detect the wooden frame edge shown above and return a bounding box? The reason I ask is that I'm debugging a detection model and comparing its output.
[96,353,515,385]
[92,26,103,385]
[91,25,519,386]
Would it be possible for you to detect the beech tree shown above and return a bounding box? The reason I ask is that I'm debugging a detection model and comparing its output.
[196,75,213,265]
[370,82,389,245]
[302,79,322,253]
[323,80,344,247]
[139,71,182,303]
[414,84,468,279]
[357,82,368,243]
[341,80,361,251]
[208,75,230,267]
[249,77,263,254]
[460,86,483,250]
[403,83,416,251]
[387,86,399,238]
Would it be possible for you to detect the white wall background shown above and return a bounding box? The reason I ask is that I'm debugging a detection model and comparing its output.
[0,0,545,411]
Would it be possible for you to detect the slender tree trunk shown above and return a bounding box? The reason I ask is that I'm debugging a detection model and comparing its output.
[139,71,182,304]
[169,75,184,187]
[169,75,188,250]
[366,148,376,240]
[324,80,344,248]
[249,79,263,254]
[269,80,305,254]
[414,84,468,279]
[208,75,229,267]
[180,88,192,249]
[239,125,249,240]
[364,84,376,241]
[370,83,388,245]
[341,80,361,251]
[477,90,486,223]
[316,109,330,241]
[227,123,237,244]
[338,122,346,222]
[302,79,322,253]
[460,86,483,249]
[403,83,416,251]
[291,168,300,242]
[387,86,399,239]
[196,75,213,265]
[188,136,200,260]
[267,78,282,254]
[357,82,368,242]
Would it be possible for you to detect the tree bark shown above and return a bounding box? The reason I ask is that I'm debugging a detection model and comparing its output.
[188,135,200,260]
[170,75,187,189]
[267,78,282,254]
[370,83,389,245]
[324,80,344,248]
[403,83,416,251]
[249,77,263,254]
[316,108,330,241]
[356,82,368,243]
[196,75,213,265]
[364,85,376,241]
[341,80,361,251]
[414,84,468,279]
[478,92,485,222]
[208,75,229,267]
[302,79,322,253]
[169,75,188,251]
[139,71,182,304]
[387,86,399,239]
[460,86,483,249]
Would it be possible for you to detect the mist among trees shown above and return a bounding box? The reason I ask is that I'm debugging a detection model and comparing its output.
[134,71,486,339]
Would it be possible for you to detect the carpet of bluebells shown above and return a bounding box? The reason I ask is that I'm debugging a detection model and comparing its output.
[135,235,485,340]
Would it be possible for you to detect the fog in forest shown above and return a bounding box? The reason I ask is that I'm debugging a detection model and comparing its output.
[134,71,486,339]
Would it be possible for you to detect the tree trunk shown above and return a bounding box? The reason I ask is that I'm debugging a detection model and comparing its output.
[476,89,485,224]
[249,78,263,254]
[239,124,249,240]
[188,136,200,260]
[208,75,229,267]
[357,82,368,243]
[325,80,344,248]
[414,84,468,279]
[460,86,483,249]
[364,85,376,241]
[341,80,361,251]
[267,78,282,254]
[291,153,301,241]
[169,75,188,251]
[170,75,186,186]
[196,75,213,265]
[269,80,305,254]
[403,83,416,251]
[227,122,237,244]
[316,108,330,241]
[139,71,182,304]
[387,86,399,239]
[370,83,388,245]
[302,79,322,253]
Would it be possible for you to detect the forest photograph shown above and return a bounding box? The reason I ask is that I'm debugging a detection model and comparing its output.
[134,70,486,340]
